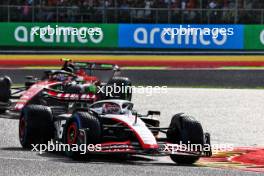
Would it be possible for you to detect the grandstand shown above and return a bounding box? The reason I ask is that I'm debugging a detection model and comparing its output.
[0,0,264,24]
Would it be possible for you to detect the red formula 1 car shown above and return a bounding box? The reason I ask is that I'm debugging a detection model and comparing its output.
[0,60,132,116]
[19,99,211,164]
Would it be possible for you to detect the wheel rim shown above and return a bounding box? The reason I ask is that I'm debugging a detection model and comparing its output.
[67,123,78,145]
[19,117,25,142]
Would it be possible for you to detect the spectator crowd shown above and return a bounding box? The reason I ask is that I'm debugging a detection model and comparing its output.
[2,0,263,9]
[0,0,263,23]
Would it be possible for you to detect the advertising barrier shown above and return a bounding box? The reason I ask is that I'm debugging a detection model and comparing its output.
[244,25,264,50]
[0,23,263,50]
[118,24,244,49]
[0,23,118,48]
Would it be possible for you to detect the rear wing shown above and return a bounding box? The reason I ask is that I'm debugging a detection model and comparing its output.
[61,58,120,72]
[73,62,120,71]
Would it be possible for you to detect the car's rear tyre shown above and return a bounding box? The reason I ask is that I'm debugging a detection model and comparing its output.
[64,112,101,159]
[167,114,204,165]
[106,77,132,101]
[0,76,11,102]
[19,105,54,149]
[0,76,12,114]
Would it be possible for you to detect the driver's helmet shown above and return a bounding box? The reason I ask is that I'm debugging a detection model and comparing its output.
[102,103,121,114]
[64,63,75,73]
[51,74,67,82]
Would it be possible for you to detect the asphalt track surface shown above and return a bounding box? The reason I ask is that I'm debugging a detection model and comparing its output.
[0,88,264,176]
[2,68,264,88]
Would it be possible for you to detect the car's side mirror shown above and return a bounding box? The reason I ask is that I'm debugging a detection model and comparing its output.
[147,111,160,116]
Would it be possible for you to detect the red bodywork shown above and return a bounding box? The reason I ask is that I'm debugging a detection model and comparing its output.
[14,81,58,111]
[14,80,97,111]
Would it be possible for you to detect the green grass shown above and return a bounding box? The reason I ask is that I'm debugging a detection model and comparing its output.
[219,66,264,70]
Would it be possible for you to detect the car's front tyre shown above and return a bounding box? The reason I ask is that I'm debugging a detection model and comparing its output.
[167,114,204,165]
[63,112,101,159]
[19,105,54,149]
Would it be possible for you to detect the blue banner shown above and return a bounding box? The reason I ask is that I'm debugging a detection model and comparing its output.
[118,24,243,49]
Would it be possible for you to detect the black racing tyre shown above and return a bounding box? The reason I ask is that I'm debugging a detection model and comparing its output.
[64,112,101,159]
[167,114,204,165]
[19,105,54,149]
[0,76,11,102]
[106,77,132,101]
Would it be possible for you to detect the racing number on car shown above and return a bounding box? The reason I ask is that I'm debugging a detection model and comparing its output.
[55,120,66,139]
